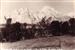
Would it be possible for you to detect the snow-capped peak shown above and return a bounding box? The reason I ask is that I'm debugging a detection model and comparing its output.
[38,6,64,21]
[8,8,38,24]
[66,12,75,18]
[41,6,59,15]
[1,6,74,24]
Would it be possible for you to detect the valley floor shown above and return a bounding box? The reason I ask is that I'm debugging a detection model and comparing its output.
[0,36,75,50]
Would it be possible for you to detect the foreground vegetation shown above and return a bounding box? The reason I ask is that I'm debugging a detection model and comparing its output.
[0,17,75,42]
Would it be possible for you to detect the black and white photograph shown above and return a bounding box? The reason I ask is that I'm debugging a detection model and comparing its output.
[0,0,75,50]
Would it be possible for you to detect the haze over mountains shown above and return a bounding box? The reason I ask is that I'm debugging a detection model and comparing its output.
[0,6,75,24]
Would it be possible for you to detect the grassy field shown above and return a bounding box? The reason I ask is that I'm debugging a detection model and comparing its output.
[0,36,75,50]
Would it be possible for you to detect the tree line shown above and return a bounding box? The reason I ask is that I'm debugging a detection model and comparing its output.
[0,17,75,42]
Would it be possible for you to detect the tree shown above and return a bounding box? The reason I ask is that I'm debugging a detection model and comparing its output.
[69,18,75,36]
[61,21,70,35]
[50,21,61,36]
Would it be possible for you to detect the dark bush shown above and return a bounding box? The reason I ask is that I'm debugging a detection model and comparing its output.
[50,21,61,36]
[69,18,75,36]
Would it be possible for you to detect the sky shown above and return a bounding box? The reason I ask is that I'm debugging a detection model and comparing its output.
[0,0,75,24]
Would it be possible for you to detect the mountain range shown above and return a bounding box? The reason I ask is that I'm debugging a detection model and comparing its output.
[1,6,75,24]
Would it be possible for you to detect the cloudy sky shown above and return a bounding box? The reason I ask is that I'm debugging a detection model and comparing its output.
[0,0,75,24]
